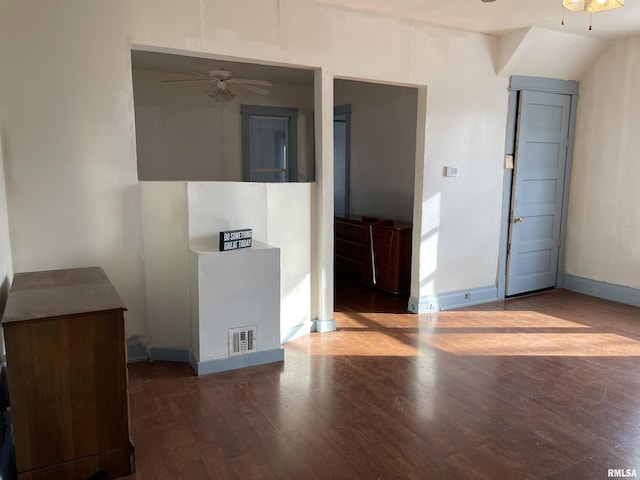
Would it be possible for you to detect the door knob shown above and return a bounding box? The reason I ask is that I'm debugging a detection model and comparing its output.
[513,216,524,223]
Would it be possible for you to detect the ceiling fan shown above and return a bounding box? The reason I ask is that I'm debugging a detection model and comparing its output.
[162,69,272,101]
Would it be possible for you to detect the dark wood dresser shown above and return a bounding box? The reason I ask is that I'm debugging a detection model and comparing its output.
[1,267,135,480]
[335,215,412,294]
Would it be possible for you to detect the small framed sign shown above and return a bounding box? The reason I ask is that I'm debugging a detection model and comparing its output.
[219,229,253,251]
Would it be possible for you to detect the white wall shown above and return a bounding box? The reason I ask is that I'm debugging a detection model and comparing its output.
[140,181,313,348]
[0,122,13,318]
[188,182,313,343]
[565,37,640,289]
[0,0,512,346]
[140,182,190,348]
[416,33,508,296]
[497,27,610,80]
[191,242,281,362]
[334,80,417,224]
[0,1,148,338]
[133,68,315,181]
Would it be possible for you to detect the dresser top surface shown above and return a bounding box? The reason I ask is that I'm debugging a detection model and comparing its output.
[335,214,412,230]
[2,266,126,325]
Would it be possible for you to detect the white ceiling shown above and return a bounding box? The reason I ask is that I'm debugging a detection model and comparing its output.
[132,0,638,84]
[312,0,640,40]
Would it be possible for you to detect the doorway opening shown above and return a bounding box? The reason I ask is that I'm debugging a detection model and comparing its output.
[332,79,418,314]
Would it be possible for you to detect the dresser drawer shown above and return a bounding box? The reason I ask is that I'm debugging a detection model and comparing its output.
[335,215,412,294]
[335,220,368,243]
[335,238,366,261]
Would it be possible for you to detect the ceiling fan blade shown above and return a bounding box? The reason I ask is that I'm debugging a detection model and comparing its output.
[162,78,212,83]
[161,72,211,83]
[203,84,217,95]
[227,78,273,87]
[238,84,270,95]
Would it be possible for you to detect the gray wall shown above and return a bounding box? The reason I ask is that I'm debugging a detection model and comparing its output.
[335,80,417,223]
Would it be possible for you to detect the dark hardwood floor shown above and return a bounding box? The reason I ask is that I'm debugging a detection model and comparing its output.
[124,279,640,479]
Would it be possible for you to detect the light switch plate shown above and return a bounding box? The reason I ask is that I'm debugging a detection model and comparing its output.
[445,166,460,177]
[505,154,514,169]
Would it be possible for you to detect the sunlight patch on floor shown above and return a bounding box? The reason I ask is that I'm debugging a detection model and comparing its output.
[427,310,591,329]
[427,332,640,356]
[287,330,424,357]
[289,307,640,357]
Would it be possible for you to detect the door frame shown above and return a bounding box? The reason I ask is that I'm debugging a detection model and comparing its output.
[497,76,579,300]
[333,104,351,216]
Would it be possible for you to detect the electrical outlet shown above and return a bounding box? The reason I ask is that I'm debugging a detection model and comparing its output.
[408,300,418,313]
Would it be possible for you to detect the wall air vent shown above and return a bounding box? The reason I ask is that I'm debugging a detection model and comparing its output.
[229,326,257,355]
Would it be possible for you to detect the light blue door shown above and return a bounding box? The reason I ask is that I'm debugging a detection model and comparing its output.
[506,91,572,296]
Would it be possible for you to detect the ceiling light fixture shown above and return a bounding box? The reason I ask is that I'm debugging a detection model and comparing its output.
[562,0,624,30]
[208,87,236,102]
[206,80,236,102]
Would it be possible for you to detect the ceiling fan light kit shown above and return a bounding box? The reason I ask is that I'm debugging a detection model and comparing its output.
[208,88,236,102]
[562,0,624,29]
[563,0,623,13]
